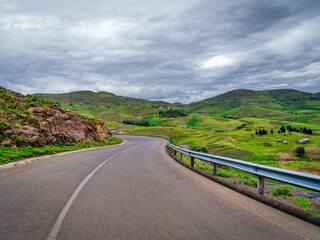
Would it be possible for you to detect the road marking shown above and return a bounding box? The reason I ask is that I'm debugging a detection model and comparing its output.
[47,150,126,240]
[0,168,27,179]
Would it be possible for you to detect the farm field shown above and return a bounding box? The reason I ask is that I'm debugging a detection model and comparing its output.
[120,115,320,175]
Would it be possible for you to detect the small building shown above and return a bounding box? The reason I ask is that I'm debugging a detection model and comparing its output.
[296,138,310,144]
[289,132,293,135]
[245,128,252,131]
[233,128,237,130]
[110,130,117,134]
[283,141,288,144]
[243,126,248,128]
[284,133,288,136]
[179,125,186,128]
[211,130,215,133]
[277,139,283,143]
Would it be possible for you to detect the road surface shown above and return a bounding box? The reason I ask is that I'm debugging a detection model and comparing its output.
[0,136,319,239]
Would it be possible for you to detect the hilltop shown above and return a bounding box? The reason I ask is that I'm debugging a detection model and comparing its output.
[0,87,111,148]
[189,89,320,124]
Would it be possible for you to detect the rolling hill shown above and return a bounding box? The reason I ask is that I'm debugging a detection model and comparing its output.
[35,89,320,125]
[189,89,320,124]
[34,91,185,121]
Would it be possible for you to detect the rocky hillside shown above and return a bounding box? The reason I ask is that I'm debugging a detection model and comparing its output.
[0,86,111,147]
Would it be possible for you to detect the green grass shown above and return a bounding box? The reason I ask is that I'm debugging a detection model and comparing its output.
[294,198,320,215]
[0,137,122,165]
[271,186,293,197]
[122,117,320,174]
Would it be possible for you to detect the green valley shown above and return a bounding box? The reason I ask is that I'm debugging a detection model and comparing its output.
[34,88,320,174]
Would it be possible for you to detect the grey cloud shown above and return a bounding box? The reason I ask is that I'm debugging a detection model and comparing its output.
[0,0,319,103]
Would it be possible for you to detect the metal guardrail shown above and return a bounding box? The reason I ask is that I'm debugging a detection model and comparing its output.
[117,133,320,194]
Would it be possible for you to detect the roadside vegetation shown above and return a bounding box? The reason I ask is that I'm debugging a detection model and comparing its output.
[0,137,122,165]
[167,147,320,216]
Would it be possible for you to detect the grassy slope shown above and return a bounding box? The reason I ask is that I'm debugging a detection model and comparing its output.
[121,115,320,174]
[189,89,320,124]
[34,91,186,121]
[0,138,122,165]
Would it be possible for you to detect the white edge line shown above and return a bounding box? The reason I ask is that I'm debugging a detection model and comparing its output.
[47,150,125,240]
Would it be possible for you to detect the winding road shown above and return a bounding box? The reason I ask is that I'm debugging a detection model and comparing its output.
[0,136,319,239]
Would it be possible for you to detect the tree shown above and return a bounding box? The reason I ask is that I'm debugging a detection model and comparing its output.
[270,129,274,134]
[280,126,286,133]
[303,127,307,134]
[295,147,306,157]
[191,145,208,153]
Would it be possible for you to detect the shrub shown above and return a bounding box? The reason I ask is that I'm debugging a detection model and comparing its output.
[191,145,208,153]
[295,147,306,157]
[0,121,11,131]
[14,136,28,147]
[271,186,293,197]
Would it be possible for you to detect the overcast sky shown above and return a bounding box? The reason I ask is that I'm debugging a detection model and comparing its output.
[0,0,319,103]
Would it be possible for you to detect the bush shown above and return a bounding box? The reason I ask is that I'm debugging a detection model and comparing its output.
[14,136,28,147]
[271,186,293,197]
[0,121,11,131]
[295,147,306,157]
[191,145,208,153]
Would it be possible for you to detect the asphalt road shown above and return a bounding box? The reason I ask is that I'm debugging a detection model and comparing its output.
[0,136,319,240]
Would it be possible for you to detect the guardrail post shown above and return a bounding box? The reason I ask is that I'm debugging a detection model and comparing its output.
[180,152,183,160]
[174,150,177,156]
[191,157,194,167]
[211,163,217,175]
[257,176,265,195]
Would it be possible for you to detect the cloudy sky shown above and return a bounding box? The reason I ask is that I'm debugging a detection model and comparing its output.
[0,0,320,103]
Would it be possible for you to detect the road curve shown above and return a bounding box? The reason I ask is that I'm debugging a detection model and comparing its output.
[0,136,319,239]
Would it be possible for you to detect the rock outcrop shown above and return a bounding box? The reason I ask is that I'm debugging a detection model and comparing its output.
[0,86,111,147]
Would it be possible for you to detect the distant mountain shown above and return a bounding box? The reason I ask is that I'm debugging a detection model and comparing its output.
[34,91,185,121]
[189,89,320,123]
[0,87,110,147]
